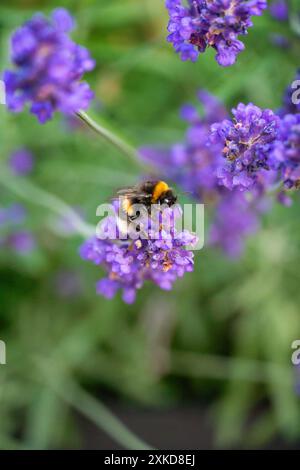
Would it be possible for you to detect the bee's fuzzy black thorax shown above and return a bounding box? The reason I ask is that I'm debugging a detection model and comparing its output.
[116,180,177,219]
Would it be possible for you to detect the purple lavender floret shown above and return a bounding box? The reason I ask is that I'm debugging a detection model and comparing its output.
[9,149,34,175]
[4,8,95,123]
[165,0,267,66]
[270,113,300,189]
[211,103,280,191]
[80,208,197,304]
[270,0,289,21]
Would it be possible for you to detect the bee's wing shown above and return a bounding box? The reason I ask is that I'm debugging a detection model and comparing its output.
[111,191,133,206]
[115,188,152,201]
[108,188,136,205]
[116,187,137,196]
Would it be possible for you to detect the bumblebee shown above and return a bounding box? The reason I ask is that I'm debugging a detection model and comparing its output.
[116,180,177,220]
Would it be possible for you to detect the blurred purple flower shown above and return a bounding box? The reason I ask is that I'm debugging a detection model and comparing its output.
[4,8,95,123]
[9,149,34,175]
[165,0,267,66]
[6,230,36,253]
[209,191,260,257]
[270,0,289,21]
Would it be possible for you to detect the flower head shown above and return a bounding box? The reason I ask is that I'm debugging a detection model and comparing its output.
[4,8,95,123]
[211,103,280,191]
[80,206,197,303]
[166,0,267,66]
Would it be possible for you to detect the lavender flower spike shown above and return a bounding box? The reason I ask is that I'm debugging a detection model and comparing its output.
[4,8,95,123]
[211,103,280,191]
[166,0,267,66]
[80,207,197,304]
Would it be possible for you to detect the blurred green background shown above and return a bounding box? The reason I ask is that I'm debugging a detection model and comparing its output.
[0,0,300,449]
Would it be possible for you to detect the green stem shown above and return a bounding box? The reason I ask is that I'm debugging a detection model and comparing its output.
[76,110,142,167]
[0,166,94,238]
[59,380,154,450]
[35,358,153,450]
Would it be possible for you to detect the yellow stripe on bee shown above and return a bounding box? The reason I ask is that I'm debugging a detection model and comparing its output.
[151,181,169,203]
[122,198,134,215]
